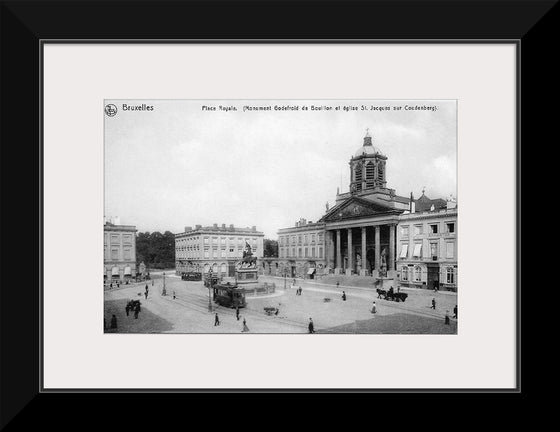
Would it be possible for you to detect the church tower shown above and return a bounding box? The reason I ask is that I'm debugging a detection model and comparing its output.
[349,129,388,194]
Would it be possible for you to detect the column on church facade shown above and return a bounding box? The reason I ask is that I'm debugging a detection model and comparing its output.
[347,228,353,275]
[375,225,381,272]
[361,226,367,276]
[389,224,395,271]
[326,230,335,269]
[336,229,342,273]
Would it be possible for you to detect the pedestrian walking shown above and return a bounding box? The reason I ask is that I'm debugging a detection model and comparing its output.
[431,298,436,310]
[371,301,377,314]
[236,307,240,321]
[173,291,176,299]
[144,291,148,300]
[134,304,140,319]
[445,310,450,325]
[145,284,149,292]
[336,282,340,289]
[453,305,458,319]
[214,313,220,326]
[110,282,113,289]
[308,318,315,334]
[342,291,346,301]
[125,304,130,316]
[110,314,117,329]
[152,279,154,286]
[242,317,250,332]
[299,286,302,295]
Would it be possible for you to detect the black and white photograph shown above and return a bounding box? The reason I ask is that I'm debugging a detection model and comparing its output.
[104,99,458,334]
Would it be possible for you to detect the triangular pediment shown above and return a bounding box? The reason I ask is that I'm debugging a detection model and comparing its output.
[320,197,400,222]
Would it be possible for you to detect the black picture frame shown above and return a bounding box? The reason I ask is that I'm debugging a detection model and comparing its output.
[1,0,551,423]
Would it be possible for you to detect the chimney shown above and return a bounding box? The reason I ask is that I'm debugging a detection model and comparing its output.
[229,224,234,229]
[410,192,416,214]
[251,225,256,232]
[213,223,218,229]
[185,226,192,232]
[195,224,202,230]
[308,221,313,224]
[222,223,226,229]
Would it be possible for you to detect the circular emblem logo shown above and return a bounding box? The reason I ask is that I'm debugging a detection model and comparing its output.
[105,104,118,117]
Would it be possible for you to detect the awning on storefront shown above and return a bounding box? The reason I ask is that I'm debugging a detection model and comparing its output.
[111,267,119,275]
[307,268,316,275]
[400,244,408,258]
[124,266,132,276]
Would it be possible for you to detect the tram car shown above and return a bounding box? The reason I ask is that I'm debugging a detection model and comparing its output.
[203,273,221,287]
[213,282,246,308]
[181,272,202,281]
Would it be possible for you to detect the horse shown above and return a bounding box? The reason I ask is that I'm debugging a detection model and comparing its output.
[376,288,387,299]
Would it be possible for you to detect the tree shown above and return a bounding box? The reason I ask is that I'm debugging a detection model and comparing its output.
[136,231,176,269]
[263,239,278,258]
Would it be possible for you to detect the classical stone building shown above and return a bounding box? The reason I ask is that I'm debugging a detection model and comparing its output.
[274,218,327,279]
[104,217,137,281]
[318,130,410,278]
[396,194,457,291]
[274,130,458,291]
[175,223,264,277]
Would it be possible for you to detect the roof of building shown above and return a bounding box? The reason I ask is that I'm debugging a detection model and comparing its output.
[414,192,448,212]
[353,129,385,158]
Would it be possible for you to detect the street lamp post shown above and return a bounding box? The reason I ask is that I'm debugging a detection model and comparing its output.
[208,269,213,312]
[162,271,166,296]
[284,268,287,290]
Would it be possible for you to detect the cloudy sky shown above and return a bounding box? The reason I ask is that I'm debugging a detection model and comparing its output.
[105,99,456,238]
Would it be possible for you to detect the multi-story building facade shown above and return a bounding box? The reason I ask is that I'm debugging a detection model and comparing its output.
[396,197,457,291]
[175,223,264,277]
[273,130,458,291]
[274,218,326,279]
[104,217,137,281]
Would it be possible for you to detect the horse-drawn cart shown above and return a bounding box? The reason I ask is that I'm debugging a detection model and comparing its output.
[376,288,408,302]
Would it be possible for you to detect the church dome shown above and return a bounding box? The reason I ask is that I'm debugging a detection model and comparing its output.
[354,129,384,158]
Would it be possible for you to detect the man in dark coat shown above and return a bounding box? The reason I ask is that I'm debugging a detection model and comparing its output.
[134,304,140,319]
[308,318,315,334]
[236,307,240,321]
[214,313,220,326]
[431,298,436,310]
[125,304,130,316]
[110,315,117,329]
[342,291,346,301]
[453,305,458,319]
[445,311,450,325]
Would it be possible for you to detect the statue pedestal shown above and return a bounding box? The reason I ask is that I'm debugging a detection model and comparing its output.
[360,269,368,276]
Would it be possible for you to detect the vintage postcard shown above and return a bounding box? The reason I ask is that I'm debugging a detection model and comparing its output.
[104,99,457,334]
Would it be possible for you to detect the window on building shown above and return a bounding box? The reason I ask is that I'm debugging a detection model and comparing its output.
[430,224,438,234]
[414,265,422,282]
[123,248,131,260]
[446,223,455,233]
[311,248,316,258]
[292,248,295,257]
[446,242,454,259]
[400,244,409,258]
[304,234,308,244]
[204,251,209,258]
[123,235,132,244]
[311,234,316,243]
[221,263,227,274]
[298,248,302,258]
[229,247,234,253]
[402,266,409,281]
[298,235,302,244]
[111,249,119,260]
[430,243,438,260]
[319,247,323,258]
[304,248,308,257]
[401,226,409,237]
[446,267,455,284]
[204,237,209,244]
[412,243,422,258]
[291,236,296,244]
[221,250,226,258]
[414,225,423,236]
[111,234,119,244]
